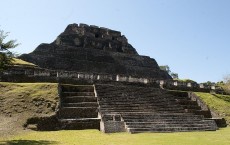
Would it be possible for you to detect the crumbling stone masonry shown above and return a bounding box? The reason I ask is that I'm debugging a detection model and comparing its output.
[19,23,171,80]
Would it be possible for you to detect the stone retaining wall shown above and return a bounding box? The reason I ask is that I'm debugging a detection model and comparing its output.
[0,66,223,93]
[100,114,125,133]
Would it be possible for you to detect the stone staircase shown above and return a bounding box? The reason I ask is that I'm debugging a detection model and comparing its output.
[58,84,100,130]
[168,91,212,118]
[95,84,218,133]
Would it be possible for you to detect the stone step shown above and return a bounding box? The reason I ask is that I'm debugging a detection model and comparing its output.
[99,97,188,102]
[63,96,97,103]
[58,107,98,118]
[122,112,204,119]
[100,111,185,114]
[123,119,203,123]
[96,87,149,92]
[122,115,204,121]
[58,118,100,130]
[98,94,172,98]
[100,109,156,112]
[181,105,201,110]
[185,109,209,114]
[127,126,216,133]
[99,108,184,112]
[100,111,158,115]
[61,85,94,92]
[124,119,206,125]
[99,103,181,106]
[126,123,210,128]
[177,100,198,105]
[63,102,98,107]
[99,107,184,111]
[203,120,218,130]
[205,118,227,127]
[99,108,182,112]
[99,104,182,108]
[167,91,189,98]
[62,92,95,96]
[99,99,177,103]
[193,110,212,118]
[121,113,202,116]
[97,93,168,98]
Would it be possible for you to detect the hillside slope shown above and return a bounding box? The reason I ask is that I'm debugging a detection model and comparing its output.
[0,82,58,137]
[195,92,230,125]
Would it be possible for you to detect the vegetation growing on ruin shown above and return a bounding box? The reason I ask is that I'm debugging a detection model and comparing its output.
[0,30,19,71]
[0,82,57,100]
[195,92,230,124]
[173,79,196,83]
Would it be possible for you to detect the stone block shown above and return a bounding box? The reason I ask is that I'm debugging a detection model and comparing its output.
[34,70,50,76]
[79,23,89,27]
[100,121,125,133]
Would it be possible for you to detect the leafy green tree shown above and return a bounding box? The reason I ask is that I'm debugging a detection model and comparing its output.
[171,72,179,79]
[159,65,171,74]
[222,74,230,94]
[0,30,19,71]
[216,81,224,86]
[223,75,230,84]
[160,65,179,79]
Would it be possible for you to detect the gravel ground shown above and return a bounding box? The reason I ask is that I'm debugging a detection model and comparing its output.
[0,114,29,139]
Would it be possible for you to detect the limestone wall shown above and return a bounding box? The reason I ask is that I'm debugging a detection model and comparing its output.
[0,66,223,94]
[100,114,125,133]
[157,80,224,94]
[0,66,148,84]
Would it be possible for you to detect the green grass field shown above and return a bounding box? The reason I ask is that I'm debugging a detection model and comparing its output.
[195,92,230,124]
[12,58,36,67]
[0,128,230,145]
[0,82,58,100]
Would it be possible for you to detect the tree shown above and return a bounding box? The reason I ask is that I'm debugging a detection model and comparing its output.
[160,65,179,79]
[171,72,179,79]
[0,30,19,71]
[159,65,171,74]
[222,74,230,94]
[223,74,230,84]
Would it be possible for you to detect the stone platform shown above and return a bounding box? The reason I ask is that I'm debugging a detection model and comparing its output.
[96,83,218,133]
[48,83,219,133]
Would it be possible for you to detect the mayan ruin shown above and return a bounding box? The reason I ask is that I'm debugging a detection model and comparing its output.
[1,24,227,134]
[1,1,230,144]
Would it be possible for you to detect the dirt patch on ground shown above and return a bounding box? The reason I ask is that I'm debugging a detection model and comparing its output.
[0,82,58,138]
[0,114,29,138]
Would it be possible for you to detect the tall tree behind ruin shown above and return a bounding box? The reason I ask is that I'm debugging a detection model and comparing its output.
[0,30,19,71]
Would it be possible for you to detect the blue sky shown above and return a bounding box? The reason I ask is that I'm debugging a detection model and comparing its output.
[1,0,230,83]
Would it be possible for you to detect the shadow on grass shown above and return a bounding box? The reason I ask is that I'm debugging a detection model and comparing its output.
[0,140,57,145]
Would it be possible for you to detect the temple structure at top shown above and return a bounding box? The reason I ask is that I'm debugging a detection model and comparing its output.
[19,23,171,80]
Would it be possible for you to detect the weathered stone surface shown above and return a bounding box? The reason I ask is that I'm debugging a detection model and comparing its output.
[19,23,171,79]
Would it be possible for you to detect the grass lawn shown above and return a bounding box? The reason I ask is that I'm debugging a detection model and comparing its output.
[195,92,230,124]
[12,58,36,67]
[0,82,58,101]
[0,128,230,145]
